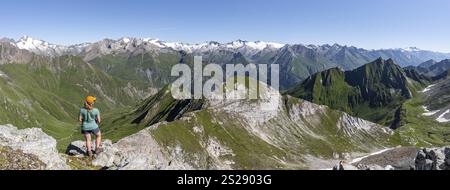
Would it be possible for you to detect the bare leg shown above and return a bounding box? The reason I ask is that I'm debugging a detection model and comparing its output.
[95,131,102,151]
[84,133,92,154]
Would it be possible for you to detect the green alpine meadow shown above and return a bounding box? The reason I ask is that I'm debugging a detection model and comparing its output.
[1,0,450,172]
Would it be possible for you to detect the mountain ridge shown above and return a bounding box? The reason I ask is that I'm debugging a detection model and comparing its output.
[4,35,450,90]
[6,35,450,65]
[286,58,429,127]
[97,80,394,169]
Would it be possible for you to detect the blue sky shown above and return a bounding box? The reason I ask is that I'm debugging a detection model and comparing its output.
[1,0,449,52]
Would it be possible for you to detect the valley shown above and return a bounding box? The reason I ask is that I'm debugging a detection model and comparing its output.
[0,36,450,169]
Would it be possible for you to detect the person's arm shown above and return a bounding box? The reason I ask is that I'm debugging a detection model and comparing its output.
[79,110,83,124]
[96,111,101,124]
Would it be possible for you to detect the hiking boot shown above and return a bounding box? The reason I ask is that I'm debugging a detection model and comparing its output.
[87,150,94,158]
[94,147,103,154]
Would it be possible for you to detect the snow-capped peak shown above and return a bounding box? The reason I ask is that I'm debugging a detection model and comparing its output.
[400,47,422,52]
[11,36,285,56]
[14,35,86,56]
[225,40,284,50]
[16,35,50,50]
[121,37,131,43]
[139,39,285,53]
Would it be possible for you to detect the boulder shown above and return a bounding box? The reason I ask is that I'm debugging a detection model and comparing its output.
[332,161,359,170]
[415,150,427,170]
[0,124,69,170]
[415,147,450,170]
[444,148,450,169]
[90,128,182,170]
[354,164,385,170]
[90,123,195,170]
[0,146,46,170]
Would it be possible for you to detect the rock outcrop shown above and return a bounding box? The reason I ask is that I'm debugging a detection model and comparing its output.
[0,146,46,170]
[66,140,114,157]
[0,124,69,170]
[331,146,450,170]
[415,147,450,170]
[66,123,198,170]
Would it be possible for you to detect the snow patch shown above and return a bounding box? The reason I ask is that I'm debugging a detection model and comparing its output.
[436,109,450,123]
[422,106,440,116]
[421,84,435,93]
[122,38,131,43]
[350,148,393,164]
[164,40,284,52]
[142,38,165,48]
[401,47,422,52]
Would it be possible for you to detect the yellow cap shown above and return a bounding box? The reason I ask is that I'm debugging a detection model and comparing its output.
[85,96,96,103]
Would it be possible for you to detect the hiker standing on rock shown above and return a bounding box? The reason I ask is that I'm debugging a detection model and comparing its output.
[79,96,102,157]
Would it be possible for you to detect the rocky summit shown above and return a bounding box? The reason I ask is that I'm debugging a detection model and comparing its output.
[0,124,69,170]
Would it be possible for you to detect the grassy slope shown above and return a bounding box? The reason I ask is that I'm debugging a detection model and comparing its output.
[99,89,393,169]
[287,59,428,127]
[100,85,203,142]
[1,51,448,168]
[100,108,296,169]
[89,52,183,89]
[0,55,138,150]
[286,68,360,113]
[390,92,450,147]
[144,111,290,169]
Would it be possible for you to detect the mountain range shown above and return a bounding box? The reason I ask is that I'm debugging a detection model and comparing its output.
[3,36,450,89]
[1,35,450,169]
[405,59,450,78]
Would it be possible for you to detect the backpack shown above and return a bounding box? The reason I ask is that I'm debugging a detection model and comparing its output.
[84,108,96,122]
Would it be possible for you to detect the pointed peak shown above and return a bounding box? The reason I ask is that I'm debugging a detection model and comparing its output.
[207,41,220,45]
[386,58,395,63]
[402,47,422,52]
[361,57,401,71]
[327,67,345,72]
[331,43,343,48]
[373,57,385,63]
[120,37,132,43]
[17,35,46,44]
[234,39,247,43]
[418,59,438,69]
[19,35,31,40]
